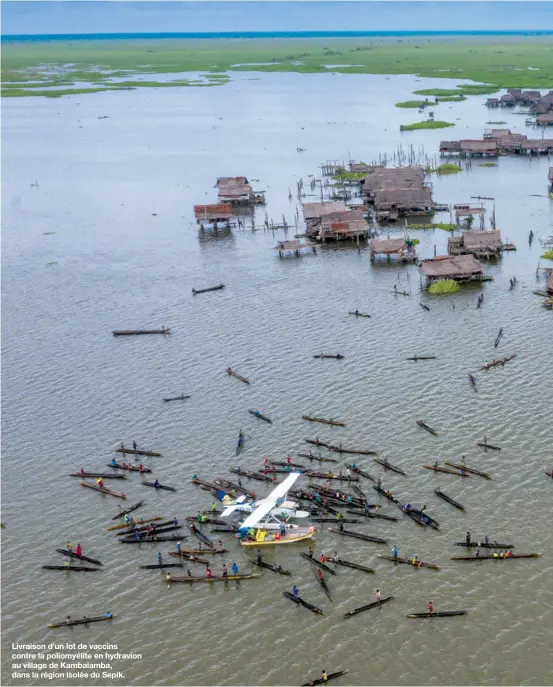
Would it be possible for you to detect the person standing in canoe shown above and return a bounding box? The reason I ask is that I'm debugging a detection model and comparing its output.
[205,565,212,579]
[317,568,324,581]
[231,562,239,575]
[66,542,73,552]
[64,559,70,568]
[75,543,82,557]
[211,502,217,512]
[428,601,434,614]
[222,564,228,577]
[96,477,104,489]
[157,552,163,565]
[319,552,327,563]
[322,671,328,682]
[307,546,314,558]
[292,585,300,597]
[176,541,181,555]
[392,545,399,559]
[335,511,341,522]
[109,458,117,466]
[466,532,471,546]
[256,549,262,564]
[165,573,172,582]
[287,455,292,465]
[133,441,137,451]
[375,589,381,603]
[339,521,344,532]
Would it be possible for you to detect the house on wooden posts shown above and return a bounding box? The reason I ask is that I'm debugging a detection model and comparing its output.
[420,254,487,285]
[500,94,516,107]
[521,139,553,154]
[362,167,426,201]
[317,209,370,242]
[448,230,506,259]
[194,204,235,227]
[485,98,500,107]
[215,177,265,205]
[440,141,462,154]
[536,113,553,127]
[302,201,349,237]
[373,188,434,220]
[460,140,498,157]
[370,237,417,262]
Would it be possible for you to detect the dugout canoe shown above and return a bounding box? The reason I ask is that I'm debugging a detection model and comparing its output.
[115,520,180,535]
[302,669,349,686]
[327,557,375,574]
[312,568,333,601]
[48,615,114,628]
[119,526,183,539]
[271,461,306,469]
[251,560,292,576]
[299,452,339,463]
[377,554,440,570]
[416,420,438,436]
[300,552,337,575]
[168,552,210,564]
[112,328,170,336]
[349,311,370,317]
[80,481,127,499]
[345,464,375,480]
[107,517,163,531]
[192,283,225,294]
[444,461,491,479]
[480,353,516,371]
[407,611,467,619]
[141,481,177,491]
[226,368,250,384]
[106,462,152,473]
[42,565,101,572]
[373,458,407,476]
[111,501,144,520]
[328,528,387,544]
[332,445,377,455]
[372,484,400,505]
[55,549,103,566]
[116,447,161,457]
[477,440,501,451]
[283,591,323,615]
[248,409,273,423]
[166,573,260,583]
[313,354,344,360]
[403,507,439,530]
[231,468,273,482]
[302,416,346,427]
[307,471,359,482]
[494,327,503,348]
[451,553,540,561]
[163,394,191,402]
[311,517,360,523]
[187,522,215,547]
[454,541,514,549]
[434,489,465,511]
[139,563,184,569]
[69,472,127,479]
[120,535,194,544]
[420,303,431,312]
[305,439,330,448]
[423,465,470,477]
[347,510,398,522]
[406,356,436,361]
[343,596,394,618]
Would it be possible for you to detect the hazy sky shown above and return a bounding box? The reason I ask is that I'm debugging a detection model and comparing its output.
[2,1,552,35]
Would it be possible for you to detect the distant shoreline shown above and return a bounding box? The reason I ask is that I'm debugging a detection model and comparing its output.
[3,30,553,43]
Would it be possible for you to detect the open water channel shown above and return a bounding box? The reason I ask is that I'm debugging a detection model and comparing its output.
[2,72,552,686]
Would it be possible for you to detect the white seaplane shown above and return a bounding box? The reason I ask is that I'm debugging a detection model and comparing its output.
[223,473,316,546]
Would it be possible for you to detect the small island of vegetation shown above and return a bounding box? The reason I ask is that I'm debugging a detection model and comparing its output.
[400,120,455,131]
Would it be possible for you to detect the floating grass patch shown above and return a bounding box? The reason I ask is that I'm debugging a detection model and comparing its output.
[486,121,507,124]
[413,88,463,96]
[410,222,458,231]
[400,120,455,131]
[436,95,467,102]
[479,162,497,167]
[432,163,463,175]
[395,99,435,108]
[428,279,461,294]
[541,249,553,260]
[414,85,498,97]
[332,171,368,180]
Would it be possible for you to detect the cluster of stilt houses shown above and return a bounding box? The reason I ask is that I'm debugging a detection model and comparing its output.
[440,128,553,157]
[194,177,265,228]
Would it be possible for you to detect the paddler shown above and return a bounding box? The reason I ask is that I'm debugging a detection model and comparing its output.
[264,458,270,467]
[338,521,344,532]
[109,458,117,466]
[322,671,328,682]
[256,549,262,563]
[197,511,203,522]
[287,455,292,465]
[335,511,341,522]
[375,589,381,603]
[222,564,228,577]
[428,601,434,614]
[153,479,160,488]
[105,611,112,619]
[211,502,217,512]
[231,562,239,575]
[319,553,327,563]
[64,559,70,568]
[165,573,172,582]
[176,542,182,555]
[307,546,314,558]
[66,541,73,552]
[75,543,82,557]
[96,477,104,489]
[138,464,145,472]
[412,555,419,566]
[292,585,300,597]
[133,441,137,451]
[157,552,163,565]
[280,522,286,538]
[466,532,471,546]
[317,568,324,581]
[205,565,213,578]
[392,545,399,559]
[216,540,224,552]
[434,461,439,469]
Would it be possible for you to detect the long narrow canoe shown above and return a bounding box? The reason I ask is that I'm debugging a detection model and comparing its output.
[108,518,162,531]
[111,501,144,520]
[48,615,114,628]
[373,458,407,476]
[407,611,467,618]
[311,517,360,523]
[480,353,516,371]
[403,508,439,530]
[69,472,127,479]
[305,439,330,448]
[420,303,431,311]
[313,354,344,360]
[407,356,436,361]
[435,489,465,511]
[116,448,161,457]
[241,531,315,547]
[327,557,375,574]
[55,549,103,566]
[424,465,470,477]
[444,461,491,479]
[349,311,370,317]
[192,283,225,294]
[248,409,273,424]
[313,568,333,601]
[298,452,339,463]
[545,471,553,478]
[343,596,394,618]
[345,464,375,480]
[120,535,195,544]
[332,446,377,455]
[454,541,514,549]
[227,368,250,384]
[328,528,387,544]
[451,553,540,561]
[187,523,215,548]
[302,416,345,427]
[141,481,177,491]
[42,565,101,572]
[166,573,260,582]
[80,482,127,499]
[347,510,398,522]
[283,591,323,615]
[251,560,292,576]
[119,526,183,539]
[378,554,440,570]
[302,669,349,686]
[230,468,273,482]
[163,394,190,402]
[307,471,358,482]
[168,552,210,564]
[494,327,503,348]
[107,462,152,473]
[115,520,180,536]
[139,563,184,569]
[416,420,438,435]
[477,441,501,451]
[113,329,170,336]
[300,552,337,575]
[271,461,306,469]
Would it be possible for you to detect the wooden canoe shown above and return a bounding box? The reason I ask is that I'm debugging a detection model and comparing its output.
[80,481,127,499]
[302,416,345,427]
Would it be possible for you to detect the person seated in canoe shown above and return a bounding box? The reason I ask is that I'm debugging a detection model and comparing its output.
[134,529,141,540]
[274,532,281,540]
[466,532,471,546]
[263,458,270,467]
[172,517,179,526]
[64,559,70,568]
[109,458,117,466]
[406,504,412,511]
[292,585,300,597]
[66,541,73,552]
[124,514,132,525]
[96,477,104,489]
[153,479,160,488]
[319,553,327,563]
[205,565,213,578]
[192,474,198,481]
[157,552,163,565]
[412,555,419,566]
[493,552,500,558]
[75,543,82,557]
[105,611,112,619]
[385,489,392,497]
[256,549,263,563]
[226,367,232,374]
[138,464,145,472]
[222,564,228,578]
[165,573,172,582]
[505,550,513,558]
[317,568,325,581]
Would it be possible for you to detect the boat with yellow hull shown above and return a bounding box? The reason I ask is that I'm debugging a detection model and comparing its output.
[240,529,315,546]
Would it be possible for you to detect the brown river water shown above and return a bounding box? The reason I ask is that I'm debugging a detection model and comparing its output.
[2,72,552,687]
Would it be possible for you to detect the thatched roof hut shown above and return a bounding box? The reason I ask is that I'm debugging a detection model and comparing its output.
[216,176,254,203]
[194,204,234,223]
[373,188,433,213]
[420,254,485,283]
[302,201,348,219]
[448,230,504,258]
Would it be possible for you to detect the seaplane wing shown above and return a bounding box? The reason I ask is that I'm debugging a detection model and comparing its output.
[238,472,302,530]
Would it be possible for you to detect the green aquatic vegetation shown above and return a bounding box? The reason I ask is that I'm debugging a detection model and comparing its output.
[400,120,455,131]
[395,99,434,108]
[541,250,553,260]
[428,279,461,294]
[486,121,507,124]
[436,95,467,102]
[431,163,463,175]
[479,162,498,167]
[410,222,458,231]
[413,88,464,96]
[332,171,368,180]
